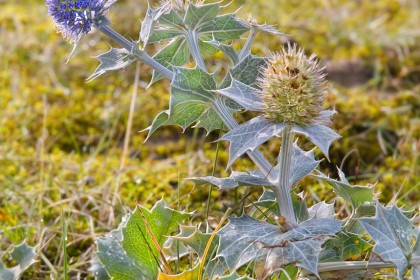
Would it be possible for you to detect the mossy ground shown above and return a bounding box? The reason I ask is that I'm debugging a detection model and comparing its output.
[0,0,419,278]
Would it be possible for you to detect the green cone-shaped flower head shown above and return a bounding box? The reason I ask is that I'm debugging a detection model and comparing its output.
[260,43,327,126]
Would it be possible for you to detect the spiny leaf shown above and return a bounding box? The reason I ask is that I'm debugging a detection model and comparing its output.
[145,67,231,137]
[121,199,191,280]
[144,111,170,141]
[314,169,376,209]
[149,38,190,85]
[198,14,249,41]
[88,48,136,81]
[96,224,144,280]
[412,229,420,279]
[149,39,217,86]
[171,225,218,261]
[184,2,220,30]
[171,66,216,101]
[148,2,247,47]
[282,141,321,187]
[188,170,272,190]
[148,29,184,43]
[157,9,183,28]
[221,54,267,88]
[204,39,239,65]
[0,242,37,280]
[319,232,371,262]
[308,201,335,220]
[162,238,190,262]
[359,203,413,279]
[217,215,342,277]
[220,116,285,168]
[291,123,340,160]
[140,6,168,46]
[255,189,308,222]
[193,108,225,134]
[214,78,263,111]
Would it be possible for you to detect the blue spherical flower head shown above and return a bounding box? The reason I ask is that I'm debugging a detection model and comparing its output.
[47,0,116,43]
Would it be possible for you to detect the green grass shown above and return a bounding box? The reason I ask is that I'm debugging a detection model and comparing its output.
[0,0,419,278]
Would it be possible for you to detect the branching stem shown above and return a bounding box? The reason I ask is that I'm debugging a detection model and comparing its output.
[98,21,279,210]
[98,24,174,80]
[185,30,207,70]
[239,27,256,61]
[213,98,274,179]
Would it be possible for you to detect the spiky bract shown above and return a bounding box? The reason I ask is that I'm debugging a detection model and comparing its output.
[46,0,115,43]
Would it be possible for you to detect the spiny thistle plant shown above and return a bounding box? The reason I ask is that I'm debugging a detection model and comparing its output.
[41,0,419,279]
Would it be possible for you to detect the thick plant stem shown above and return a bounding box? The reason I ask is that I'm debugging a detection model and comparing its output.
[186,30,207,70]
[238,27,256,61]
[317,261,396,273]
[276,125,297,227]
[98,25,174,80]
[213,98,274,179]
[97,24,132,51]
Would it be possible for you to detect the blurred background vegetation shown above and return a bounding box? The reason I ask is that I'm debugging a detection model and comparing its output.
[0,0,419,278]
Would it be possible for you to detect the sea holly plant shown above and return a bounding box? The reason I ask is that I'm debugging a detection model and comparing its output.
[46,0,419,279]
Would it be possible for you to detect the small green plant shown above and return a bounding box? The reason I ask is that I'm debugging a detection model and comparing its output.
[46,0,419,279]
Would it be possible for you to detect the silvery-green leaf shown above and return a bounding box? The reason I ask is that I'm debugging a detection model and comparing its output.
[171,225,227,278]
[215,78,263,111]
[308,201,335,220]
[221,54,267,88]
[0,263,14,280]
[144,91,223,136]
[88,48,136,81]
[205,39,239,65]
[157,9,183,27]
[184,2,220,30]
[89,257,110,280]
[171,225,217,261]
[193,108,224,134]
[0,242,37,280]
[140,6,167,46]
[189,170,272,190]
[149,38,190,85]
[151,67,222,132]
[220,116,285,168]
[292,124,340,160]
[198,14,249,41]
[217,215,342,276]
[121,199,191,280]
[171,66,216,101]
[359,203,412,279]
[319,232,371,262]
[148,29,184,43]
[314,169,375,209]
[267,142,320,187]
[143,111,169,141]
[412,229,420,279]
[162,237,190,261]
[96,227,144,279]
[254,23,283,35]
[288,142,321,186]
[149,39,216,86]
[198,40,218,56]
[238,17,283,35]
[254,189,308,222]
